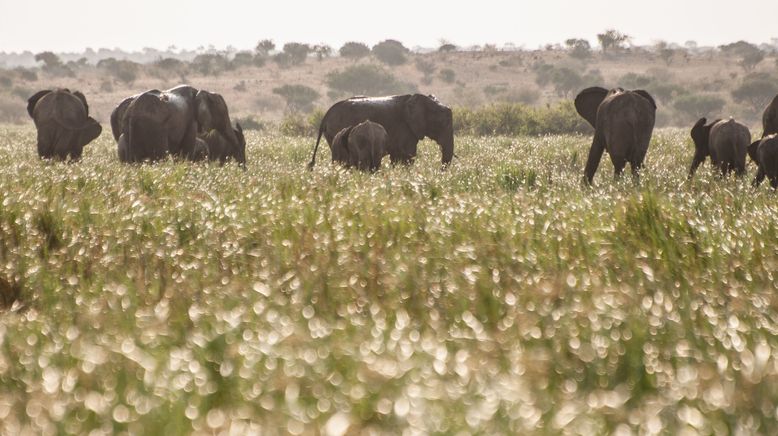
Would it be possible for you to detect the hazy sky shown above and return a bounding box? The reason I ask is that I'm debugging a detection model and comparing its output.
[2,0,778,52]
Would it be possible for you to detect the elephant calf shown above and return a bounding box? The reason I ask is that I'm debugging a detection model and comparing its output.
[689,118,751,178]
[196,125,247,166]
[27,89,102,161]
[331,120,387,172]
[749,135,778,189]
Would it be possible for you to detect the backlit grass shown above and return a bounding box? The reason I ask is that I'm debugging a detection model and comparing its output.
[0,125,777,434]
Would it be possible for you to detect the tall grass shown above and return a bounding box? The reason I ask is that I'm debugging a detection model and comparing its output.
[0,126,777,434]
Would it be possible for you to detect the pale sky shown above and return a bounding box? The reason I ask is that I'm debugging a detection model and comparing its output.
[2,0,777,53]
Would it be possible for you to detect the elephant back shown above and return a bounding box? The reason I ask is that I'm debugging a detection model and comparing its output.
[126,92,170,124]
[35,91,91,130]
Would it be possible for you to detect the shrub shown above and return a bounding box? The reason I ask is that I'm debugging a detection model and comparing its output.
[313,45,332,61]
[439,69,456,84]
[190,54,230,76]
[372,40,409,66]
[453,101,590,136]
[326,64,415,97]
[15,68,37,82]
[565,39,592,59]
[150,57,188,79]
[731,75,778,112]
[97,58,140,84]
[233,116,268,131]
[339,42,370,61]
[34,51,74,77]
[673,94,726,122]
[231,51,256,69]
[273,84,320,113]
[255,39,275,56]
[438,43,458,53]
[282,43,311,65]
[279,109,324,136]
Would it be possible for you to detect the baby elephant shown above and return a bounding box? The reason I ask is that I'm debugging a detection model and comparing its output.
[331,120,387,172]
[689,117,751,178]
[749,135,778,189]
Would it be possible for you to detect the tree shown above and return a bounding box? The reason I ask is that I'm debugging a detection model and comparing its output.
[231,51,255,68]
[339,42,370,61]
[282,42,311,65]
[565,39,591,59]
[673,94,726,123]
[272,84,320,113]
[720,41,765,71]
[372,40,409,66]
[255,39,275,56]
[549,68,583,98]
[597,29,630,53]
[415,58,436,84]
[438,43,458,53]
[654,41,676,66]
[190,53,230,76]
[313,44,332,61]
[731,75,778,113]
[97,58,140,84]
[34,51,74,77]
[326,64,415,97]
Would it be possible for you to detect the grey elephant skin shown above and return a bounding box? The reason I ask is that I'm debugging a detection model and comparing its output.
[331,120,387,172]
[197,125,247,166]
[760,95,778,137]
[749,135,778,189]
[27,89,102,161]
[689,118,751,178]
[308,94,454,168]
[112,85,243,163]
[574,87,657,184]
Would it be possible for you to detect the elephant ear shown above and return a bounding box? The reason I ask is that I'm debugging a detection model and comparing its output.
[690,118,709,150]
[403,94,427,140]
[27,90,52,118]
[574,87,609,128]
[633,90,657,109]
[78,117,102,147]
[748,139,762,164]
[72,91,90,116]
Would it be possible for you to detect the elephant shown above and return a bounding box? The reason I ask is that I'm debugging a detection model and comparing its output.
[197,124,247,166]
[748,135,778,189]
[331,120,387,171]
[760,95,778,137]
[689,118,750,178]
[308,94,454,168]
[112,85,243,163]
[574,87,657,184]
[27,89,102,161]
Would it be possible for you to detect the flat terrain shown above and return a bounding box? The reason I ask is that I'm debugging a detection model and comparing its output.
[1,126,777,434]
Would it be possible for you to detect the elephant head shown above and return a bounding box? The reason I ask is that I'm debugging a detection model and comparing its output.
[403,94,454,165]
[575,87,657,128]
[196,90,238,141]
[691,117,719,155]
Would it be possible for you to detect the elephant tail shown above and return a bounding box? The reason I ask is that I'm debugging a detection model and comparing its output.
[307,123,326,170]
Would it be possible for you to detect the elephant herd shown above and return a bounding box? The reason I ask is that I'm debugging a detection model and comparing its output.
[574,86,778,188]
[22,84,778,188]
[27,86,246,166]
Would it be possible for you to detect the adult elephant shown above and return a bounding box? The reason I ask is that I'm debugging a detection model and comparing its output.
[27,89,102,161]
[574,87,657,184]
[689,118,750,178]
[760,95,778,137]
[112,85,243,163]
[308,94,454,168]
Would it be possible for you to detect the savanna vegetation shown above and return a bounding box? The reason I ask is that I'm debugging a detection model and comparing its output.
[1,125,778,434]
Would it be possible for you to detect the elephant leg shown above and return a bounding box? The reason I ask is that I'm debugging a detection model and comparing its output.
[688,149,707,178]
[69,145,84,162]
[583,135,606,184]
[611,154,627,179]
[36,127,55,159]
[753,168,766,188]
[771,176,778,190]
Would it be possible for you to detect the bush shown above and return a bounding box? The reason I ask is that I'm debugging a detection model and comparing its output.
[150,57,188,79]
[15,68,37,82]
[673,94,726,122]
[233,116,268,131]
[439,69,456,84]
[731,75,778,113]
[372,40,409,66]
[97,58,140,84]
[34,51,74,77]
[453,101,590,136]
[326,64,415,97]
[231,51,256,69]
[190,54,230,76]
[282,43,311,65]
[272,84,320,113]
[565,39,592,59]
[279,109,324,136]
[339,42,370,61]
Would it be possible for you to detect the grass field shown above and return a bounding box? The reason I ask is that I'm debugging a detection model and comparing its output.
[0,125,777,434]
